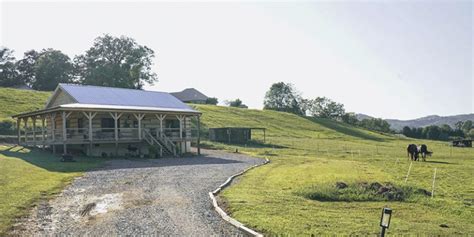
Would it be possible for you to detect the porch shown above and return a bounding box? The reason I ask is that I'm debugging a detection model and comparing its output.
[14,109,201,156]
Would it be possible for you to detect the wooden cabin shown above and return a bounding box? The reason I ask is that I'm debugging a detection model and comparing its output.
[12,84,202,157]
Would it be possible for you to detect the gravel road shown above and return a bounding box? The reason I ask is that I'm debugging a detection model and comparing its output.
[11,150,263,236]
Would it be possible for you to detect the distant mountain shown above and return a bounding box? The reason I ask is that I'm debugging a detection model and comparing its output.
[386,114,474,131]
[356,113,474,131]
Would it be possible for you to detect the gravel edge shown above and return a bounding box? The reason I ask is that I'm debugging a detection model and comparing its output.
[209,157,270,237]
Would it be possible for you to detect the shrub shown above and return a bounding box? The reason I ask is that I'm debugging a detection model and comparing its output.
[297,181,430,202]
[0,119,16,135]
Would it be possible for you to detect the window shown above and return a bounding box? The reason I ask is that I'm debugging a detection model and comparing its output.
[101,118,119,132]
[78,118,84,129]
[166,119,180,128]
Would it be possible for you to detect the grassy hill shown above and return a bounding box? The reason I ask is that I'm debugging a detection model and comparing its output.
[0,87,472,235]
[193,105,473,235]
[0,88,51,121]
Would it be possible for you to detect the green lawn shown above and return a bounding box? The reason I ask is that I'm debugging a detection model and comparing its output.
[194,104,474,235]
[0,145,103,235]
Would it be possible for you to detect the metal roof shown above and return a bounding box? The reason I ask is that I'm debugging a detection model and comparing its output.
[171,88,208,102]
[58,84,199,113]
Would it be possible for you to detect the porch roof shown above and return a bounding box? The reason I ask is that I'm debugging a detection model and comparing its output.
[12,103,200,118]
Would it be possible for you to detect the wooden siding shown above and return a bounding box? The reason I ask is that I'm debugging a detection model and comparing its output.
[48,89,75,108]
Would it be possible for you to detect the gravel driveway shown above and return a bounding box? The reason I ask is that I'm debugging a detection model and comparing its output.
[12,150,263,236]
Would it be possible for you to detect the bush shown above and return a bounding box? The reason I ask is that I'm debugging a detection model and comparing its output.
[0,119,16,135]
[297,181,430,202]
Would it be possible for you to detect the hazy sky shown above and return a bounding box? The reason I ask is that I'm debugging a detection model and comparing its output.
[1,0,472,119]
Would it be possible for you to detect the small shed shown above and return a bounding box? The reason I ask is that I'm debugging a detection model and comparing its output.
[209,127,266,143]
[451,139,472,147]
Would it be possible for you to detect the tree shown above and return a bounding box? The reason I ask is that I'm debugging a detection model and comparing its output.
[205,97,218,105]
[424,126,441,140]
[468,129,474,139]
[263,82,304,115]
[0,47,21,87]
[341,112,359,125]
[359,118,391,133]
[306,97,345,119]
[461,120,472,135]
[75,34,157,89]
[34,49,74,90]
[402,126,412,137]
[226,98,248,108]
[16,49,74,90]
[16,50,41,86]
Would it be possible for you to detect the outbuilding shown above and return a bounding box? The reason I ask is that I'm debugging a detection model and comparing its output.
[209,127,266,144]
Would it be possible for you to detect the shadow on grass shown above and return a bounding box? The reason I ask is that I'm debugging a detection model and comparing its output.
[424,160,455,165]
[305,117,386,142]
[0,145,244,173]
[0,145,103,173]
[201,140,287,149]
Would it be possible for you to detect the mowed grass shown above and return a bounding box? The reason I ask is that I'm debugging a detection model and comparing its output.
[0,88,51,121]
[0,145,103,235]
[194,104,474,235]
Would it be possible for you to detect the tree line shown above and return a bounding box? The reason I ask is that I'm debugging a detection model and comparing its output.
[262,82,391,133]
[402,121,473,140]
[0,34,157,91]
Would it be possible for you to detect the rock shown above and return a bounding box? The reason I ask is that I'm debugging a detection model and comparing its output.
[440,224,449,228]
[335,182,348,189]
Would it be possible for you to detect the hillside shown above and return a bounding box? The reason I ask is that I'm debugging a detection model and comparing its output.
[357,113,474,131]
[0,88,51,121]
[194,105,473,235]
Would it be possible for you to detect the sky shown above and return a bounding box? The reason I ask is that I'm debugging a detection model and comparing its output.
[1,0,472,120]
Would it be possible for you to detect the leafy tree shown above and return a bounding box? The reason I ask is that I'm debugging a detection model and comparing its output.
[306,97,345,119]
[34,49,74,90]
[226,99,248,108]
[341,112,359,125]
[468,129,474,139]
[461,120,472,134]
[15,50,41,86]
[205,97,218,105]
[359,118,391,133]
[75,34,157,89]
[424,126,441,140]
[0,47,21,87]
[402,126,412,137]
[263,82,304,115]
[16,49,74,90]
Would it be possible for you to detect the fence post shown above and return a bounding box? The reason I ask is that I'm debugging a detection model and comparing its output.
[431,168,437,198]
[405,162,413,183]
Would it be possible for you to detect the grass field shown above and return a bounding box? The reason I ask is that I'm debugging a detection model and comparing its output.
[194,104,474,235]
[0,88,50,121]
[0,87,472,235]
[0,145,103,235]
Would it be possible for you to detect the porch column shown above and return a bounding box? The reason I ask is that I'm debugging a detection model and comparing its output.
[176,115,185,155]
[17,118,20,145]
[155,114,166,138]
[133,113,145,140]
[83,112,97,156]
[197,115,201,155]
[83,112,97,142]
[62,111,72,154]
[50,113,56,154]
[176,115,185,139]
[22,117,28,145]
[32,116,37,146]
[41,116,45,149]
[110,112,123,141]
